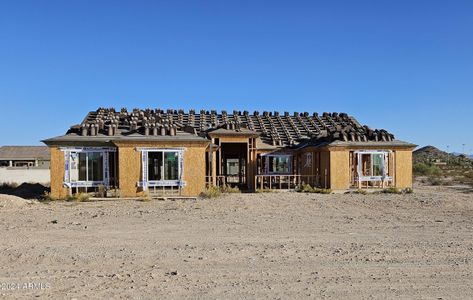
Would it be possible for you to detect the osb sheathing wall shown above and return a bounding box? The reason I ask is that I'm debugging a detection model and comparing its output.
[298,149,315,185]
[296,149,330,188]
[50,147,69,199]
[328,146,413,189]
[116,146,140,198]
[297,148,327,187]
[115,142,208,197]
[329,150,350,190]
[395,150,413,188]
[319,151,330,188]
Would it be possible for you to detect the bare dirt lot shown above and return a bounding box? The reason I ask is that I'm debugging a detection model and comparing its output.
[1,185,472,299]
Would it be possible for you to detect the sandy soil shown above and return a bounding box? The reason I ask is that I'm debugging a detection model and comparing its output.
[0,185,472,299]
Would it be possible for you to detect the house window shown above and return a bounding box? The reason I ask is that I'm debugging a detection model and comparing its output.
[372,153,384,177]
[77,152,104,181]
[63,147,114,187]
[264,155,292,174]
[355,151,390,179]
[226,158,240,176]
[140,148,184,189]
[164,152,179,180]
[148,152,162,181]
[147,151,180,181]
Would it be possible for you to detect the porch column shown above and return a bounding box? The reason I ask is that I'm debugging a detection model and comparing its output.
[211,139,217,185]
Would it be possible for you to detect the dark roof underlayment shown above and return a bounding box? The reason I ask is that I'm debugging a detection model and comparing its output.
[43,108,414,148]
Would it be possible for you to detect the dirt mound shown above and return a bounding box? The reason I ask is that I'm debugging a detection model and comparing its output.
[0,194,35,209]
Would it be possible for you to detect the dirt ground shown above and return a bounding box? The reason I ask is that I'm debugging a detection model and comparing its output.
[0,185,472,299]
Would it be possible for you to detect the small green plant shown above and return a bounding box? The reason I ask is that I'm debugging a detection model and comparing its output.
[403,187,414,194]
[382,187,402,194]
[256,188,275,193]
[66,193,90,202]
[96,184,106,198]
[221,184,240,193]
[41,191,57,202]
[200,186,222,198]
[299,183,315,193]
[317,188,332,194]
[138,190,151,201]
[353,189,368,195]
[413,163,442,176]
[297,184,331,194]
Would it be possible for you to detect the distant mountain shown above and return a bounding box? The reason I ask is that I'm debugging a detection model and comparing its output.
[452,152,473,159]
[414,145,473,167]
[414,146,449,161]
[414,146,473,186]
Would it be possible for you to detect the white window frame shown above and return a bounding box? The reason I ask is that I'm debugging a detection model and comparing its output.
[137,148,186,190]
[61,147,116,188]
[262,154,292,175]
[355,150,392,182]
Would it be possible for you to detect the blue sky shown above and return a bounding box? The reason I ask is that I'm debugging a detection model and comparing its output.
[0,0,472,153]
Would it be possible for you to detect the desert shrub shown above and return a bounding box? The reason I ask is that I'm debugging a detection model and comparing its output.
[200,186,221,198]
[413,163,442,176]
[298,184,331,194]
[96,184,106,198]
[138,191,151,202]
[41,191,57,202]
[353,189,368,195]
[66,193,90,202]
[200,184,240,198]
[403,187,414,194]
[77,193,90,202]
[221,184,240,193]
[256,189,275,193]
[299,183,315,193]
[382,187,402,194]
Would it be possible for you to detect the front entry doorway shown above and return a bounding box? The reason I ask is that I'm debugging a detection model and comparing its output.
[220,142,247,188]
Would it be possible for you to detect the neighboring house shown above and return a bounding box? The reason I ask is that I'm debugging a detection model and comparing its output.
[43,108,416,198]
[0,146,51,184]
[0,146,50,168]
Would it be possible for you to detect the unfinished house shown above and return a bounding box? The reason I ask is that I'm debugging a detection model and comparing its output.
[42,108,416,198]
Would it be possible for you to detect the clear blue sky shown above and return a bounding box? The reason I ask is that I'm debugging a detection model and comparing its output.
[1,0,472,153]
